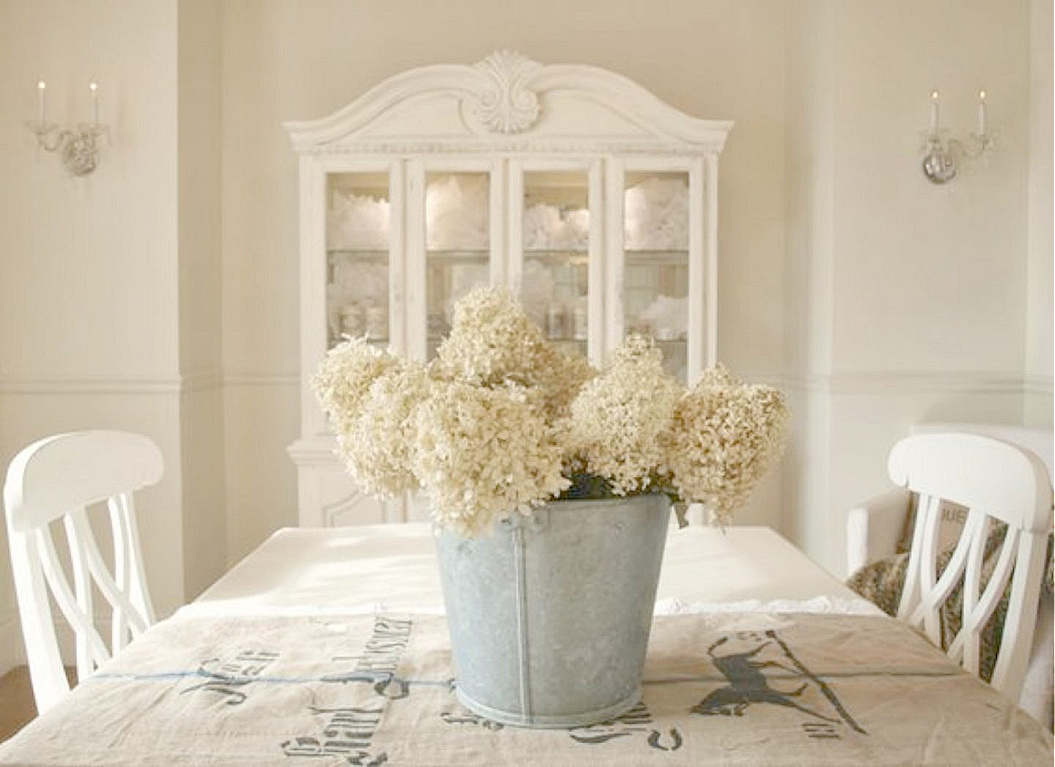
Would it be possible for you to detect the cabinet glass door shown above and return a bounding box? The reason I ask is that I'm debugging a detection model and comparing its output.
[622,170,690,380]
[425,171,491,360]
[325,171,392,349]
[520,170,592,357]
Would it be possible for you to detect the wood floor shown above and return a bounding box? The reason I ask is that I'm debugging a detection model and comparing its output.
[0,666,74,744]
[0,666,38,744]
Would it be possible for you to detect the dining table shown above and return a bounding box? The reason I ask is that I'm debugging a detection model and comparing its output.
[1,523,1052,766]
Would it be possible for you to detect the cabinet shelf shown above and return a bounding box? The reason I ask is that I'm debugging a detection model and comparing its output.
[328,249,389,261]
[328,335,389,349]
[524,250,589,267]
[327,248,688,265]
[624,249,689,266]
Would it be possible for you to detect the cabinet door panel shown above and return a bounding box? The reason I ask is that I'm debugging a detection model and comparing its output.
[509,161,603,367]
[423,170,492,360]
[622,169,691,381]
[325,171,393,350]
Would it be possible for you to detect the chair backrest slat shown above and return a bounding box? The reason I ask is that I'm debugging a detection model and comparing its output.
[61,510,97,682]
[889,433,1053,702]
[3,431,163,714]
[956,512,990,674]
[35,526,111,671]
[948,523,1018,672]
[120,493,156,626]
[7,525,65,710]
[912,507,985,643]
[990,532,1049,694]
[897,492,934,619]
[107,495,131,653]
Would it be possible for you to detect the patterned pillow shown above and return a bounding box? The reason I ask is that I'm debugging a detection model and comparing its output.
[848,523,1054,683]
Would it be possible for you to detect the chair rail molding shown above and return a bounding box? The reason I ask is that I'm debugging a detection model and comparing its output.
[1023,373,1055,396]
[0,370,299,395]
[222,372,299,387]
[769,370,1037,396]
[0,375,185,396]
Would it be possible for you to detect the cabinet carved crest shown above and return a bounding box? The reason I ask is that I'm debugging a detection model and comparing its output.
[471,50,541,134]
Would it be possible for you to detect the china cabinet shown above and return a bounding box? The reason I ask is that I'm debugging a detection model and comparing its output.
[285,52,732,527]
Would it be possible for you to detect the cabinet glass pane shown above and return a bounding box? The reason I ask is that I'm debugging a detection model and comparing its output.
[426,172,490,360]
[326,172,391,349]
[522,171,589,356]
[623,171,689,381]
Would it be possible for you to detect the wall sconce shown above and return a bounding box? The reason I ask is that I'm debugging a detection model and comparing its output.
[26,80,109,176]
[920,89,994,184]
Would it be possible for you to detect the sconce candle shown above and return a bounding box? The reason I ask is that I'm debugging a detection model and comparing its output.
[27,78,108,176]
[977,90,987,136]
[929,90,940,134]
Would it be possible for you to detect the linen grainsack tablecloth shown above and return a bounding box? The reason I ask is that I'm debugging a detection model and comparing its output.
[0,611,1051,766]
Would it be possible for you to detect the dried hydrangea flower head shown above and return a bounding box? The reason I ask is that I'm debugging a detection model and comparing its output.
[338,360,428,498]
[661,364,789,525]
[313,337,427,498]
[432,286,594,419]
[412,380,569,536]
[313,337,403,435]
[565,335,683,495]
[312,291,789,536]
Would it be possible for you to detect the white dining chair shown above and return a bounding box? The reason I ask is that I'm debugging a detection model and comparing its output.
[887,432,1053,704]
[3,431,163,714]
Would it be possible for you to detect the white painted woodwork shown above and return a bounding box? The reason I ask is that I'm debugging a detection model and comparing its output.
[3,431,162,714]
[887,432,1053,703]
[285,51,732,528]
[604,158,626,356]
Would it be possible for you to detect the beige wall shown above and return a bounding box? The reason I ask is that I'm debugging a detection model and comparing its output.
[178,0,226,600]
[803,0,1043,573]
[0,0,227,670]
[783,0,837,559]
[0,0,183,670]
[1027,0,1054,426]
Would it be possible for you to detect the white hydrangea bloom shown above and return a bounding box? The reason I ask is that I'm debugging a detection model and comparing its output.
[312,337,402,435]
[335,362,428,498]
[412,381,569,536]
[312,291,789,537]
[432,286,594,420]
[661,364,789,525]
[565,335,683,495]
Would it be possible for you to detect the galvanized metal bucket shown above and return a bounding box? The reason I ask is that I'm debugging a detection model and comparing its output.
[435,494,671,728]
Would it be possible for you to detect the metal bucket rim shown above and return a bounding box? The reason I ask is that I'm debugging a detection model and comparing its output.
[495,493,672,530]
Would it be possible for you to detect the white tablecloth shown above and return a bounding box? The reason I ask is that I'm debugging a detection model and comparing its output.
[183,525,880,619]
